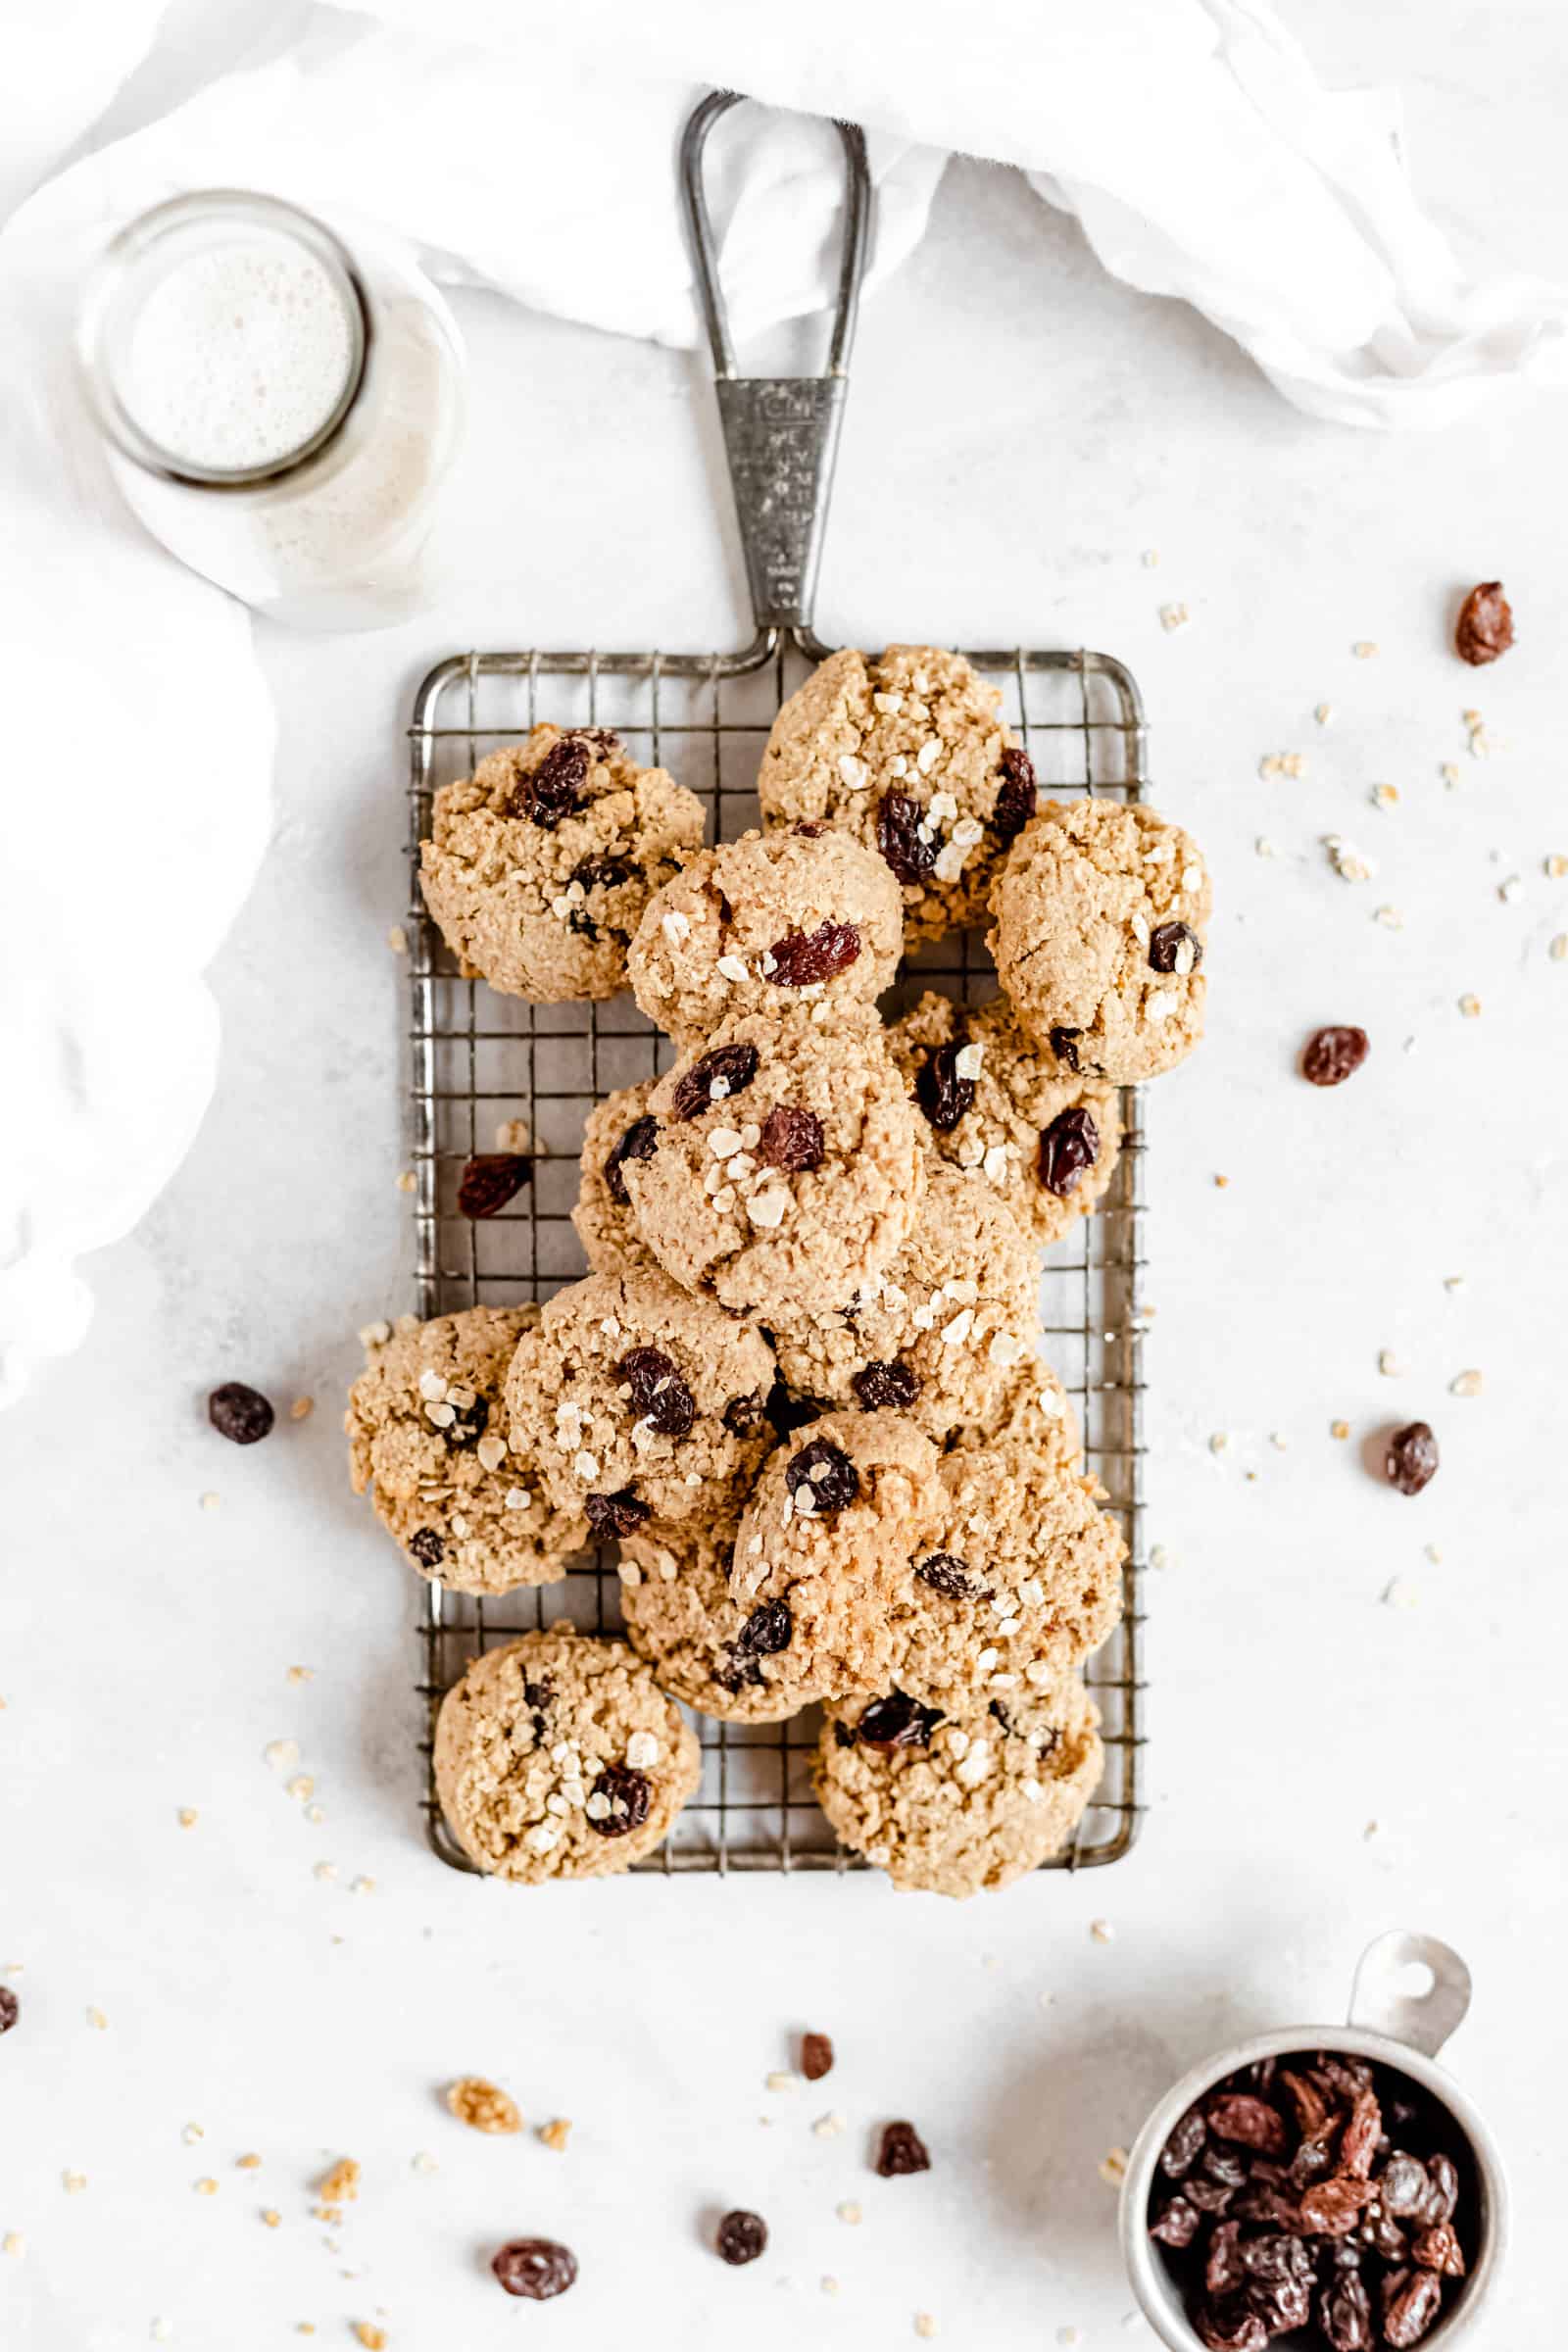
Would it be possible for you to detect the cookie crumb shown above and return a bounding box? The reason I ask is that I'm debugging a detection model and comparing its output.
[395,1171,416,1195]
[813,2112,847,2140]
[1383,1578,1420,1611]
[411,2152,438,2176]
[446,2077,521,2135]
[316,2158,360,2208]
[86,2006,107,2031]
[837,2201,862,2226]
[1099,2146,1129,2185]
[537,2118,571,2153]
[1551,934,1568,962]
[1207,1432,1229,1456]
[1090,1918,1115,1944]
[262,2208,281,2230]
[353,2328,387,2350]
[181,2123,204,2145]
[821,2277,841,2296]
[1330,1420,1350,1441]
[1351,641,1379,660]
[1314,702,1333,726]
[289,1396,315,1423]
[2,2232,23,2258]
[1158,603,1190,633]
[764,2071,800,2094]
[194,2178,218,2197]
[287,1665,315,1685]
[1369,783,1398,811]
[177,1808,199,1828]
[915,2317,939,2340]
[1457,994,1482,1019]
[150,2324,172,2344]
[350,1876,375,1897]
[1377,1350,1403,1377]
[62,2170,87,2194]
[314,1861,337,1883]
[1449,1368,1484,1397]
[386,926,408,955]
[264,1740,300,1773]
[199,1491,220,1512]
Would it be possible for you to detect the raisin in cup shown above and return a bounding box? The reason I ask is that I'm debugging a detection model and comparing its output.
[1120,1935,1508,2352]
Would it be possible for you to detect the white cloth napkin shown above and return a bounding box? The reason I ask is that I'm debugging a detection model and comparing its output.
[3,0,1564,1403]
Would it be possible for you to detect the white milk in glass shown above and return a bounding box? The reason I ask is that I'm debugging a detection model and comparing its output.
[78,192,466,630]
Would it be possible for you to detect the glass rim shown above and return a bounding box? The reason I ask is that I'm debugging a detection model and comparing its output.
[76,188,372,490]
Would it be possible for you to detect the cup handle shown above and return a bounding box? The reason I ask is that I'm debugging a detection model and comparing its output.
[1347,1931,1473,2060]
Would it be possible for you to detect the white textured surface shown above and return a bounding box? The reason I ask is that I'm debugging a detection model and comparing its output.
[4,12,1568,2350]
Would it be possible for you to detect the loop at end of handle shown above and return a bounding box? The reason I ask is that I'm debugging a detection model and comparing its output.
[1348,1931,1474,2061]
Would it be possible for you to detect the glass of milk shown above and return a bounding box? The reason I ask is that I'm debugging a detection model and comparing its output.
[77,190,466,631]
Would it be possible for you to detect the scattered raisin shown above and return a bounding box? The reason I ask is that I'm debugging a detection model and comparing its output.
[208,1382,274,1446]
[604,1114,659,1205]
[491,2238,577,2299]
[875,791,938,885]
[758,1103,825,1173]
[615,1347,696,1438]
[1454,581,1513,667]
[511,737,590,827]
[854,1690,943,1749]
[588,1765,652,1838]
[914,1551,972,1598]
[1385,1422,1439,1497]
[1300,1026,1369,1087]
[409,1528,445,1568]
[801,2033,834,2082]
[784,1437,858,1514]
[0,1986,17,2034]
[1049,1026,1083,1073]
[991,745,1038,841]
[914,1041,975,1133]
[1206,2094,1289,2157]
[735,1599,792,1657]
[715,2210,767,2266]
[851,1359,921,1411]
[457,1153,531,1218]
[722,1391,765,1436]
[1149,919,1202,973]
[1038,1106,1099,1197]
[670,1042,760,1120]
[584,1490,651,1540]
[875,2121,931,2178]
[765,922,861,988]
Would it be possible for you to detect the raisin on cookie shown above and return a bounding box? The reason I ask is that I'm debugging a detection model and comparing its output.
[815,1677,1102,1897]
[419,725,705,1003]
[769,1167,1037,1443]
[759,645,1038,942]
[622,1007,926,1322]
[346,1306,586,1592]
[571,1078,662,1279]
[627,825,904,1046]
[988,797,1211,1081]
[887,991,1120,1249]
[503,1270,774,1530]
[617,1513,803,1726]
[433,1629,700,1882]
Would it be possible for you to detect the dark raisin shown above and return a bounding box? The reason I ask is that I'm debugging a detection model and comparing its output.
[784,1437,858,1514]
[208,1382,274,1445]
[0,1986,17,2034]
[1380,2153,1433,2219]
[1049,1026,1083,1073]
[588,1765,652,1838]
[765,922,861,988]
[1384,1422,1439,1497]
[991,745,1038,842]
[1341,2085,1383,2179]
[735,1599,792,1657]
[1280,2068,1332,2139]
[1300,1026,1369,1087]
[511,737,590,827]
[794,820,826,838]
[565,906,598,938]
[1367,2212,1412,2266]
[832,1721,856,1749]
[1200,2145,1251,2192]
[442,1393,490,1452]
[570,853,636,894]
[1205,2220,1247,2297]
[1382,2269,1443,2349]
[1185,2178,1238,2217]
[722,1391,765,1436]
[1206,2094,1289,2158]
[584,1489,651,1540]
[914,1551,972,1598]
[409,1528,445,1569]
[764,1379,823,1439]
[851,1359,922,1411]
[875,2121,931,2178]
[457,1153,531,1218]
[875,791,938,885]
[1149,919,1202,973]
[604,1114,659,1205]
[1193,2299,1266,2351]
[802,2032,834,2082]
[1299,2177,1374,2235]
[854,1690,943,1749]
[1411,2223,1465,2278]
[523,1677,554,1741]
[1455,580,1513,666]
[670,1042,760,1120]
[1038,1105,1100,1197]
[1421,2152,1459,2225]
[1319,2271,1374,2352]
[914,1041,976,1133]
[715,2209,767,2266]
[758,1104,825,1173]
[615,1347,695,1438]
[491,2238,577,2299]
[1158,2108,1208,2180]
[1150,2196,1201,2249]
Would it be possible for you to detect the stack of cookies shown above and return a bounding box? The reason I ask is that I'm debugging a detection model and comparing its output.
[346,646,1211,1898]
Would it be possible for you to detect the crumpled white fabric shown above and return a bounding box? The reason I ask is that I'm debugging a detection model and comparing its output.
[3,0,1564,1403]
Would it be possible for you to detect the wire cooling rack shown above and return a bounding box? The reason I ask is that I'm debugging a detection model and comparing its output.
[406,633,1149,1874]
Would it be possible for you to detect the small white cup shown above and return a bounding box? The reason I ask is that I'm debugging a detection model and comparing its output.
[1120,1933,1509,2350]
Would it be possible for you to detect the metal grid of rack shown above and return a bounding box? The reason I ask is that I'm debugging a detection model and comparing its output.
[406,634,1148,1874]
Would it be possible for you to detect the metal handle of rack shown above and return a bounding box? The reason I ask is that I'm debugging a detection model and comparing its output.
[679,90,870,648]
